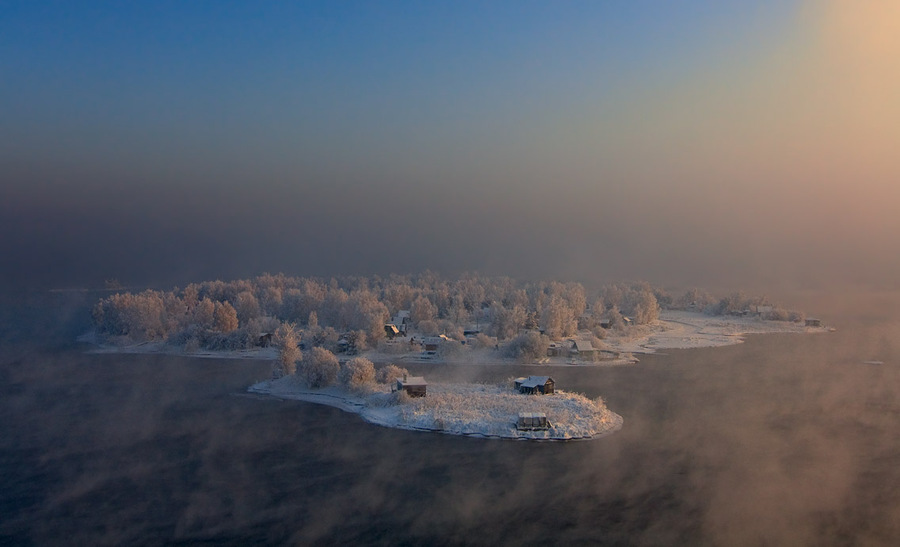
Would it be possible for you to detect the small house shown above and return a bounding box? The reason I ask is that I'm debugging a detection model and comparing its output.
[384,324,401,339]
[517,412,550,430]
[258,332,273,347]
[570,339,598,360]
[805,318,822,327]
[515,376,555,395]
[546,342,563,357]
[396,375,427,397]
[391,310,411,334]
[423,335,454,352]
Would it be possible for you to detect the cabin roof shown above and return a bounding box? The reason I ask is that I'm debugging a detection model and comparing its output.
[398,376,427,387]
[519,375,552,388]
[573,339,594,352]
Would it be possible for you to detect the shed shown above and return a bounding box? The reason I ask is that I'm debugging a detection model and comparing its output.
[517,412,550,430]
[396,375,428,397]
[384,324,401,338]
[515,376,555,395]
[258,332,273,347]
[805,318,822,327]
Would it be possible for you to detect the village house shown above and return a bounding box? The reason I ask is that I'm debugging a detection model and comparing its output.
[805,317,822,327]
[515,376,555,395]
[570,339,598,361]
[391,310,411,334]
[395,375,427,397]
[423,335,454,353]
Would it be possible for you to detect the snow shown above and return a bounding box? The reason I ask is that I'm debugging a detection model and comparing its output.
[249,377,623,441]
[601,310,831,356]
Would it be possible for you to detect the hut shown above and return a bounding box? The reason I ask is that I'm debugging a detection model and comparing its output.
[396,375,428,397]
[805,318,822,327]
[517,412,550,431]
[515,376,555,395]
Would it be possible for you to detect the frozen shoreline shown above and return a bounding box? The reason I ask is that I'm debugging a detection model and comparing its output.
[249,377,623,441]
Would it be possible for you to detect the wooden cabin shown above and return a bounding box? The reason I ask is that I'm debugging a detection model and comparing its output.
[396,375,428,397]
[517,412,550,431]
[515,376,555,395]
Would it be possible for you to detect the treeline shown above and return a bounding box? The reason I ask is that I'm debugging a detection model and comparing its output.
[91,272,802,353]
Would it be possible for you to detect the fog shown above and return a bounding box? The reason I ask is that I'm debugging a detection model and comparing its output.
[3,1,900,291]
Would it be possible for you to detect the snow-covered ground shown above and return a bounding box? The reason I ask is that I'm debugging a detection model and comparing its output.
[250,377,623,441]
[603,310,831,355]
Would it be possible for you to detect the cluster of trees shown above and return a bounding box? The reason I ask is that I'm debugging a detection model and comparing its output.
[93,272,801,355]
[271,345,409,392]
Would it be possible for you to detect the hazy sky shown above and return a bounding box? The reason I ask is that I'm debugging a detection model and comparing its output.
[2,1,899,290]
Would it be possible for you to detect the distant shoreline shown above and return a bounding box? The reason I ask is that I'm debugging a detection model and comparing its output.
[82,310,830,365]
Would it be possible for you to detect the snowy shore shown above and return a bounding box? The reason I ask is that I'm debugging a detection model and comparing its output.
[249,377,623,441]
[602,310,831,356]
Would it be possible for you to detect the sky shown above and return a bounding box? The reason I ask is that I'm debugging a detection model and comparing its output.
[2,0,899,291]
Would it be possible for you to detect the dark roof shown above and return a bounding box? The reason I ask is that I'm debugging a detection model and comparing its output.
[398,376,427,387]
[519,376,553,389]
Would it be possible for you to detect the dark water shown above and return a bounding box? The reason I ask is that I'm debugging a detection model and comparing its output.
[2,292,900,545]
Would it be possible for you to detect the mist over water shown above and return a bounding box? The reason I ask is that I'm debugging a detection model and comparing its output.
[2,290,899,545]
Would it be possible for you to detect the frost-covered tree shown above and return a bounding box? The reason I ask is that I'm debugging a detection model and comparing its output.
[410,295,437,326]
[299,347,340,388]
[273,322,301,377]
[540,297,577,339]
[376,364,409,384]
[234,291,261,325]
[505,331,549,362]
[340,357,376,390]
[213,301,239,333]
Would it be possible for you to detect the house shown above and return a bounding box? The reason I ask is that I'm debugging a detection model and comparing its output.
[395,375,427,397]
[756,305,774,316]
[258,332,273,347]
[515,376,555,395]
[517,412,550,431]
[384,324,401,339]
[570,339,598,361]
[805,317,822,327]
[546,342,564,357]
[423,335,454,352]
[391,310,411,334]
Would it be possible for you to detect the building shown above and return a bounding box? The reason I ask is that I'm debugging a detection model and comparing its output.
[517,412,550,430]
[384,324,401,339]
[423,335,454,352]
[805,317,822,327]
[515,376,555,395]
[391,310,411,334]
[395,375,427,397]
[570,339,598,360]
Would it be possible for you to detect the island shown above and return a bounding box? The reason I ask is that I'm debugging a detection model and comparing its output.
[83,273,830,440]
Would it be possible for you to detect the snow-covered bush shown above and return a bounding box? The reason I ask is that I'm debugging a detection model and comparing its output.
[376,364,409,384]
[299,347,340,388]
[504,331,549,362]
[340,357,376,390]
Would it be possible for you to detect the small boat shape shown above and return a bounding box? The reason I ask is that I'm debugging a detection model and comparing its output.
[863,360,885,366]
